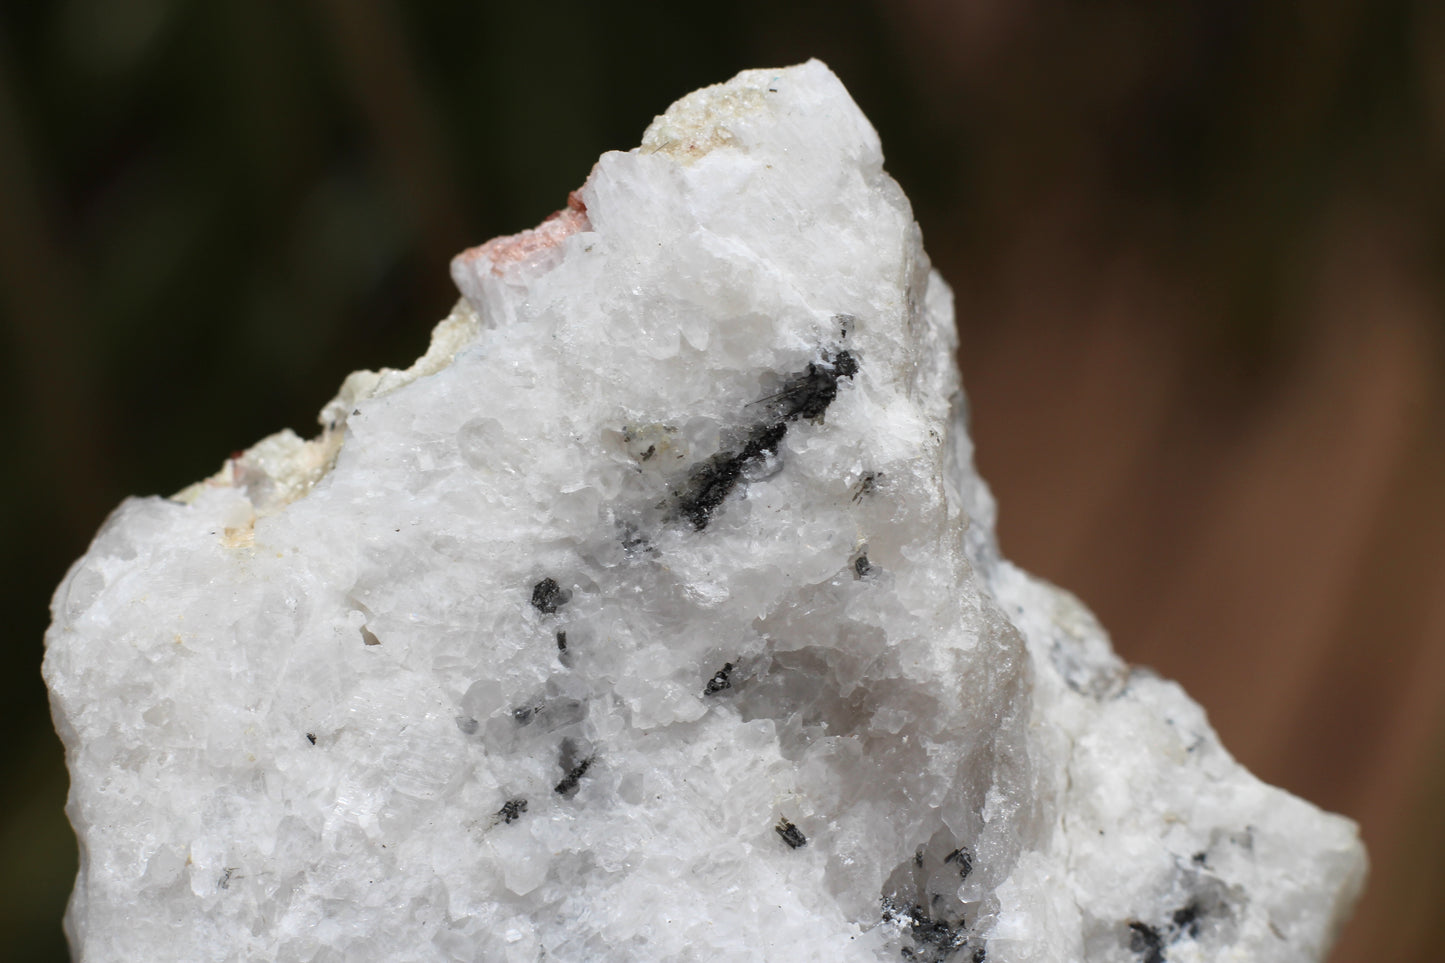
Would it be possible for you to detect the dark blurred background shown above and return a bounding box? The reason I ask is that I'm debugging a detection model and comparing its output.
[2,2,1441,960]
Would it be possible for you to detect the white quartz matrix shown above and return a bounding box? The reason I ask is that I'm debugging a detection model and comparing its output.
[45,61,1365,963]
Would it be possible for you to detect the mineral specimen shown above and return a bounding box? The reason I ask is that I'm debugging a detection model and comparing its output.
[44,60,1365,963]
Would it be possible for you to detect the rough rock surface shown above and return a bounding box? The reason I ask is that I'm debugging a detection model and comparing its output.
[44,60,1365,963]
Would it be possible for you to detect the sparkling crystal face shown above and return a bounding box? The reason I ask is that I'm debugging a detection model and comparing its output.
[44,61,1364,963]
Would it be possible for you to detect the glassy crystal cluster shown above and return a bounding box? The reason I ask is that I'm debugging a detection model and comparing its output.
[44,61,1365,963]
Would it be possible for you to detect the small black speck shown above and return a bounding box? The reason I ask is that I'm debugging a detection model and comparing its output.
[455,715,479,735]
[704,662,735,695]
[853,553,874,579]
[512,705,538,725]
[555,756,593,797]
[944,847,973,880]
[1191,851,1208,866]
[972,947,987,963]
[531,577,570,614]
[775,817,807,849]
[1127,921,1165,963]
[556,631,568,651]
[641,444,656,461]
[915,847,925,866]
[306,732,316,745]
[1171,902,1202,940]
[217,867,235,891]
[496,798,528,824]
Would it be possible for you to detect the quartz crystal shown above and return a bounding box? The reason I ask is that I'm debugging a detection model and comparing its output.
[44,60,1366,963]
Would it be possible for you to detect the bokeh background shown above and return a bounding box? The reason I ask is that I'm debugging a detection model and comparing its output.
[2,2,1442,960]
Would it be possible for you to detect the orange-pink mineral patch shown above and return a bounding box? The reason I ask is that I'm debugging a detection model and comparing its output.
[455,191,591,277]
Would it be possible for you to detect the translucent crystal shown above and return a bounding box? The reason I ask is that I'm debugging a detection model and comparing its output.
[44,60,1364,963]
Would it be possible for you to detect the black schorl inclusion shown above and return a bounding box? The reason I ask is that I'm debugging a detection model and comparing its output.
[555,756,593,798]
[882,898,971,963]
[1118,890,1214,962]
[765,350,858,421]
[1171,902,1202,940]
[675,422,787,531]
[1128,922,1165,963]
[497,798,528,824]
[674,349,858,531]
[531,577,570,615]
[775,817,807,849]
[944,847,973,880]
[853,552,875,579]
[703,662,735,695]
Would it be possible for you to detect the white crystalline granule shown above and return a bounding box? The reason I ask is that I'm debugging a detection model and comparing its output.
[44,60,1365,963]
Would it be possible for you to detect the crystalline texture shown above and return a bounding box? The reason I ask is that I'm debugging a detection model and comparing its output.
[44,61,1364,963]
